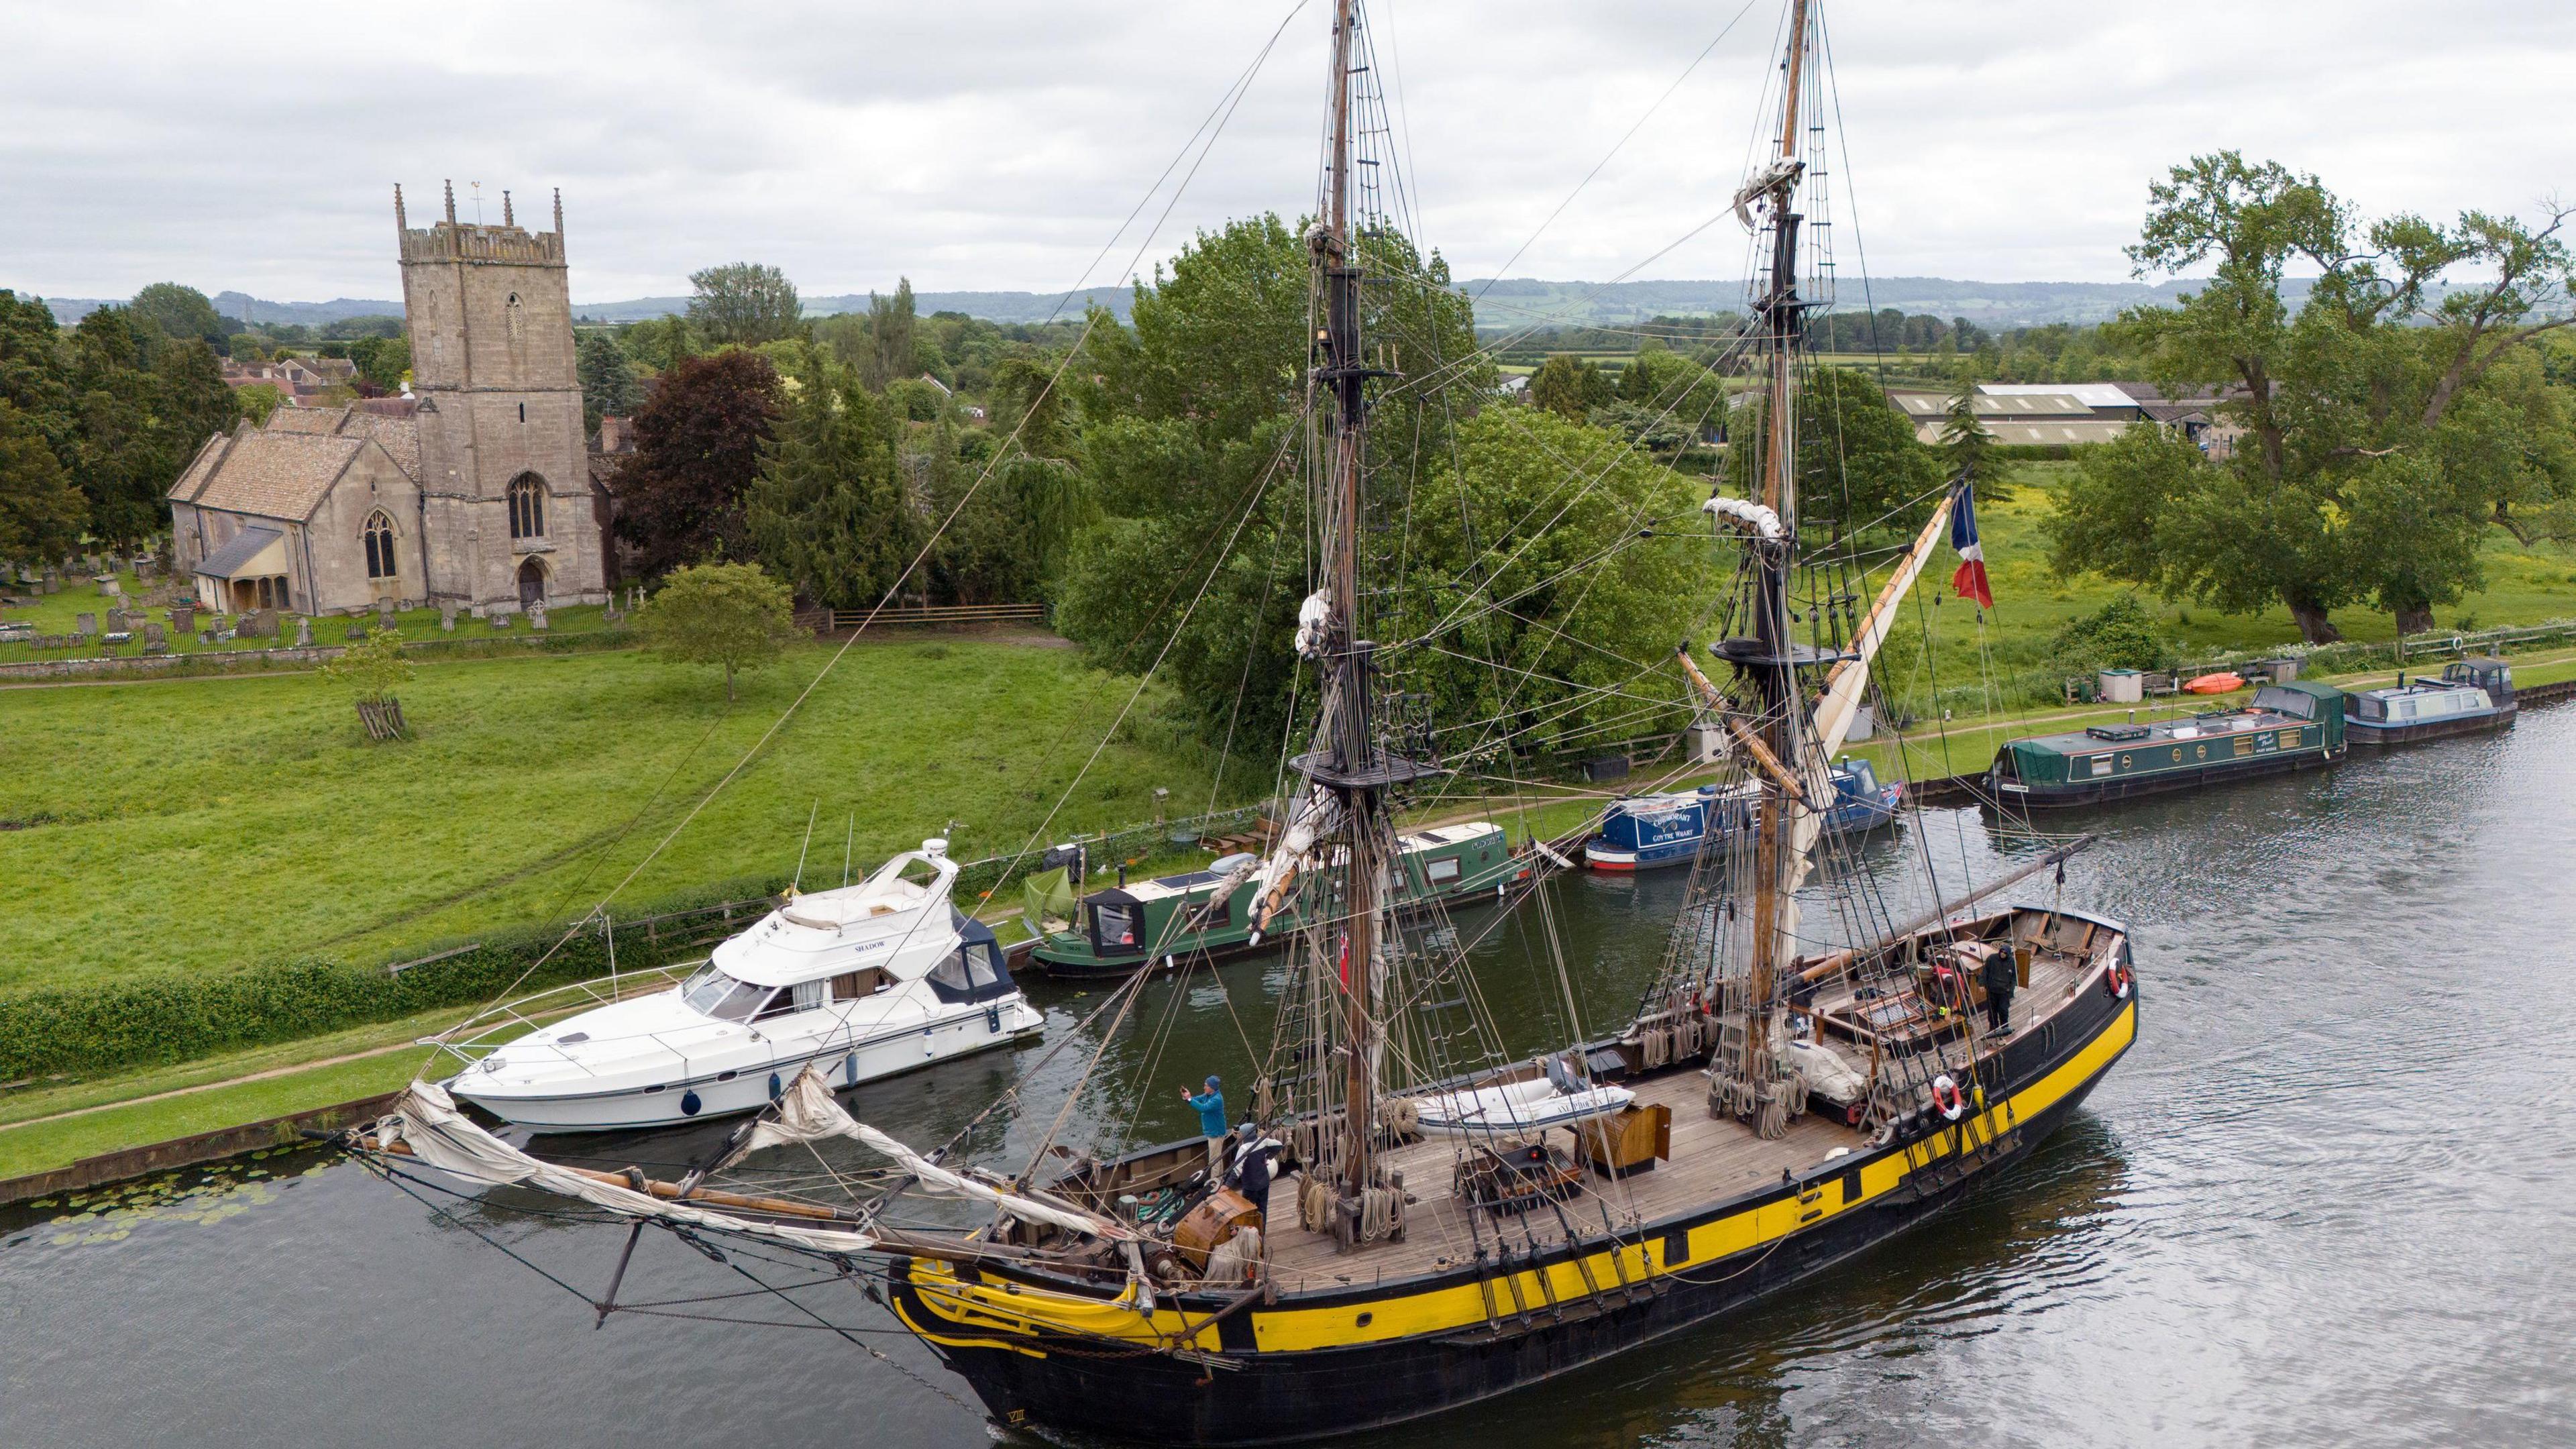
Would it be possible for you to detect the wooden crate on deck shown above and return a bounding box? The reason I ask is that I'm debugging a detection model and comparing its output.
[1574,1103,1671,1179]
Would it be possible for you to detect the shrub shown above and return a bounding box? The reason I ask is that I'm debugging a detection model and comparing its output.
[2051,593,2169,672]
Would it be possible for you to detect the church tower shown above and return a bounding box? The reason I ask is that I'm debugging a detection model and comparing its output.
[396,180,606,612]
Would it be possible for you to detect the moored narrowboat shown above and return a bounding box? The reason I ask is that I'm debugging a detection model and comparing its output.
[1030,822,1529,978]
[1582,757,1902,871]
[2341,657,2516,746]
[1990,679,2346,808]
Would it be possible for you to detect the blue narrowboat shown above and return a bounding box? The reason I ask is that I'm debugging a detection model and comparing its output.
[1990,680,2346,808]
[2341,657,2517,746]
[1582,758,1902,871]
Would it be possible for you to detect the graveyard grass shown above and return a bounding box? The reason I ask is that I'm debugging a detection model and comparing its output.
[0,635,1224,998]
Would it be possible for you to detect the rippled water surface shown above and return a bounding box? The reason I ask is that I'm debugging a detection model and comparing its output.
[8,710,2574,1447]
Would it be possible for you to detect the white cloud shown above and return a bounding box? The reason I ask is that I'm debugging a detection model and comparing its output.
[1,0,2569,303]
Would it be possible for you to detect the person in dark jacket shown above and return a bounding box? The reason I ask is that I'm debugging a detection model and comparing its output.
[1227,1120,1288,1230]
[1980,945,2017,1032]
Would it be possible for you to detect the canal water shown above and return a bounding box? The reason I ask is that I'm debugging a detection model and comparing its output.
[9,708,2574,1447]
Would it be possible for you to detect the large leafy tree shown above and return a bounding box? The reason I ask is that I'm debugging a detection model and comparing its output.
[612,349,783,576]
[1377,407,1704,757]
[686,262,804,347]
[743,347,918,608]
[861,279,919,391]
[2051,153,2576,641]
[1723,364,1943,539]
[129,283,230,351]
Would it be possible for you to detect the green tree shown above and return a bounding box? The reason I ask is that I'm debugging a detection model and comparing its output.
[347,335,411,393]
[1053,213,1491,749]
[237,382,284,426]
[129,283,229,351]
[577,331,641,434]
[320,624,414,705]
[1723,365,1942,538]
[863,278,919,390]
[2050,153,2576,641]
[644,560,800,701]
[1377,406,1704,752]
[618,315,699,373]
[744,348,920,608]
[919,419,1033,604]
[0,401,87,561]
[686,262,804,346]
[1528,354,1610,419]
[1935,378,2012,501]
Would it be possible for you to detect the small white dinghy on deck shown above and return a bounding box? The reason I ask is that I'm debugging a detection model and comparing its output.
[445,839,1044,1133]
[1411,1064,1634,1140]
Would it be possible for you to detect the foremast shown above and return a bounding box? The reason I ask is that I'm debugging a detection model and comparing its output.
[1714,0,1817,1138]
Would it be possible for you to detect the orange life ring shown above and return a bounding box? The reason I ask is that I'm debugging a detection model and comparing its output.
[1931,1074,1966,1122]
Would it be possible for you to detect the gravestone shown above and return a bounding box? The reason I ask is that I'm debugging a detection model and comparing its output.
[171,604,194,633]
[439,604,458,633]
[105,607,127,633]
[143,622,166,647]
[294,616,313,647]
[97,574,119,597]
[378,598,397,631]
[527,601,548,631]
[488,611,511,629]
[239,609,274,639]
[74,612,97,637]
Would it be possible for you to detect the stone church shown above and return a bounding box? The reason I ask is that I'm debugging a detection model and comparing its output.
[170,182,612,616]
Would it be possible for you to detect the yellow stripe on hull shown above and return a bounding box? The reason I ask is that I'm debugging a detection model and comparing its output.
[906,999,2137,1354]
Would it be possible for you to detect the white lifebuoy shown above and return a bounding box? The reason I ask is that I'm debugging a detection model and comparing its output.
[1931,1073,1966,1122]
[2104,961,2132,1000]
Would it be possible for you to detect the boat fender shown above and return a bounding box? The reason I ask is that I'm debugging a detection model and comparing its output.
[2104,961,2132,1000]
[1931,1074,1966,1122]
[845,1053,859,1085]
[768,1072,783,1102]
[680,1089,702,1116]
[985,1005,1002,1032]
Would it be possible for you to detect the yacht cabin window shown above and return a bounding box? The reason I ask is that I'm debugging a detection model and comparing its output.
[682,965,772,1022]
[928,950,974,995]
[831,969,892,1000]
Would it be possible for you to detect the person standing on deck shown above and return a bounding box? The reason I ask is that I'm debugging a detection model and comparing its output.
[1981,947,2017,1033]
[1181,1076,1227,1174]
[1228,1121,1287,1229]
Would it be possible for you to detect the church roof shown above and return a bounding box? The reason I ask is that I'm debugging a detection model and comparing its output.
[168,427,368,522]
[193,524,286,580]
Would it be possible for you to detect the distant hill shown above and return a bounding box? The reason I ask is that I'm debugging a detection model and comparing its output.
[1461,276,2319,329]
[44,274,2467,334]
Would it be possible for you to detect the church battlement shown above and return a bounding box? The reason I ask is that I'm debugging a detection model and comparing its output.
[394,180,567,268]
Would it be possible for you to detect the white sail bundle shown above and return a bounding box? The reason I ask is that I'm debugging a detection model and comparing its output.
[376,1073,1123,1251]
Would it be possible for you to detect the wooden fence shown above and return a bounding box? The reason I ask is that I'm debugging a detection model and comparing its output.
[811,602,1049,631]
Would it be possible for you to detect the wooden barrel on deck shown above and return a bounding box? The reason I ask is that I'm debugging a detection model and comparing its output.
[1173,1187,1260,1270]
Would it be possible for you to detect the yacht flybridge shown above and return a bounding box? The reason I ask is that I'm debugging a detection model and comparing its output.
[439,840,1042,1132]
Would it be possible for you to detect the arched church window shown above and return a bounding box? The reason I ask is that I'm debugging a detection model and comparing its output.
[363,511,398,579]
[505,291,525,347]
[507,476,545,539]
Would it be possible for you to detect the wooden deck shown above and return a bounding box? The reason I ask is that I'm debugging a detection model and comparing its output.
[1255,920,2108,1293]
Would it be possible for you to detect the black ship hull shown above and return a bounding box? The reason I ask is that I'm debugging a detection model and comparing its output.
[890,984,2137,1445]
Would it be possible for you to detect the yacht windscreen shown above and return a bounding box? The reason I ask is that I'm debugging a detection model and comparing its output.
[682,965,773,1022]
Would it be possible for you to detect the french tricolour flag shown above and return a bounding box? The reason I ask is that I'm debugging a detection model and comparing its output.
[1949,480,1994,610]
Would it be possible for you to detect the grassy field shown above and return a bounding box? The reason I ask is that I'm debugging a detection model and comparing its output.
[0,566,625,665]
[0,634,1228,994]
[1863,462,2576,716]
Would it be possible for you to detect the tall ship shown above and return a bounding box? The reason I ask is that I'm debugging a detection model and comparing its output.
[347,4,2139,1440]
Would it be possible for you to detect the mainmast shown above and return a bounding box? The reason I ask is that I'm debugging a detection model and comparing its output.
[1715,0,1815,1138]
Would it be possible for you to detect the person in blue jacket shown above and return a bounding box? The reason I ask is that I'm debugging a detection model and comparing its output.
[1181,1075,1226,1174]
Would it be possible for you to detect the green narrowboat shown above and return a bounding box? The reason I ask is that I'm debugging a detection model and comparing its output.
[1028,822,1531,979]
[1989,680,2346,808]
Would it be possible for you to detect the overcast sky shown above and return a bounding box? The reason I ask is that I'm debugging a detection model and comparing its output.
[3,0,2571,305]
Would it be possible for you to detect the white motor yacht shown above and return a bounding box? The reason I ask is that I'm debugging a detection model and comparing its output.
[448,839,1044,1132]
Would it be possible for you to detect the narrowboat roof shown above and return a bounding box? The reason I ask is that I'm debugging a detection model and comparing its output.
[2007,687,2341,759]
[1085,822,1507,906]
[2350,680,2491,705]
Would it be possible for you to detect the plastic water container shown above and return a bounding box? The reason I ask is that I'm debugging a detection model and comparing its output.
[2098,668,2143,703]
